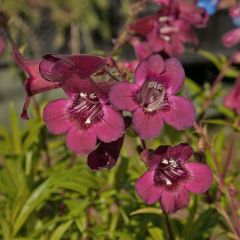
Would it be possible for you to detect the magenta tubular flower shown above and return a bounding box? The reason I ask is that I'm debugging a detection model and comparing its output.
[15,48,124,154]
[13,48,61,119]
[222,28,240,48]
[14,48,114,119]
[109,54,196,139]
[135,144,213,213]
[87,116,131,170]
[232,51,240,64]
[129,1,207,57]
[130,38,153,60]
[179,1,209,28]
[224,78,240,115]
[43,86,125,154]
[229,5,240,18]
[39,54,114,95]
[222,5,240,48]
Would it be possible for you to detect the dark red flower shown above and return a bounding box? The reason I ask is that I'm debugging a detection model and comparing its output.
[13,48,61,119]
[222,5,240,48]
[129,1,208,57]
[135,144,213,213]
[14,48,115,119]
[110,54,196,139]
[87,136,125,170]
[43,88,125,154]
[39,54,115,95]
[87,116,131,170]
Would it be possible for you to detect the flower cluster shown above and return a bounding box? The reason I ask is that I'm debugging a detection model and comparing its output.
[14,49,213,213]
[129,0,208,57]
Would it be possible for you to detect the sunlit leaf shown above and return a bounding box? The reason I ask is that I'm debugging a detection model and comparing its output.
[130,208,162,216]
[49,220,73,240]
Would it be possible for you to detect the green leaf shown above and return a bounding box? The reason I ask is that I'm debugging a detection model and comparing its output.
[197,49,221,69]
[49,220,73,240]
[203,119,234,128]
[75,217,87,233]
[148,227,164,240]
[23,120,44,150]
[224,67,239,78]
[130,207,162,216]
[115,157,129,188]
[217,105,235,119]
[187,208,219,240]
[12,178,54,236]
[9,104,22,154]
[25,151,33,176]
[182,196,198,238]
[185,77,201,94]
[0,219,11,240]
[212,130,225,164]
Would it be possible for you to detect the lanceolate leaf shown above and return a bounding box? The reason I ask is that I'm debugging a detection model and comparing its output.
[130,208,162,216]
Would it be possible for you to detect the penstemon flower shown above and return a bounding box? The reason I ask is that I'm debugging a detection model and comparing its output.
[222,5,240,48]
[135,144,213,213]
[14,49,114,119]
[222,28,240,48]
[40,54,125,154]
[129,1,208,57]
[13,48,61,119]
[109,54,196,139]
[87,116,131,170]
[43,84,125,155]
[87,135,125,170]
[39,53,115,94]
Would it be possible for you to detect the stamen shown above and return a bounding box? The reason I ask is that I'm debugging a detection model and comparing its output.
[85,117,91,124]
[68,93,103,129]
[154,158,188,187]
[159,35,171,42]
[137,81,170,113]
[160,26,174,34]
[166,178,172,185]
[158,16,169,22]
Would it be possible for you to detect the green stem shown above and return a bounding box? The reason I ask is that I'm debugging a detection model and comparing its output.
[163,210,175,240]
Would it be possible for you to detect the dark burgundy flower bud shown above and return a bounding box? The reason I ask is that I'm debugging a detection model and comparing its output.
[87,136,124,170]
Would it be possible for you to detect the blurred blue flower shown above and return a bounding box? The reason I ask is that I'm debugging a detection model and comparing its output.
[233,17,240,27]
[197,0,220,15]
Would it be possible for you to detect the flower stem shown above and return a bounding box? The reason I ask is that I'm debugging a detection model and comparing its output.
[110,1,146,55]
[163,210,175,240]
[222,132,237,179]
[199,60,232,119]
[140,139,146,150]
